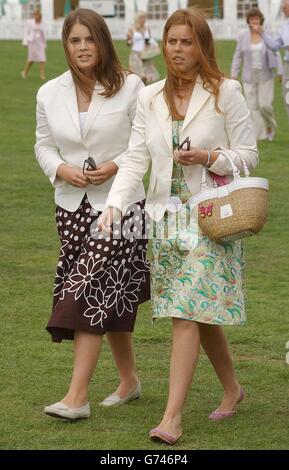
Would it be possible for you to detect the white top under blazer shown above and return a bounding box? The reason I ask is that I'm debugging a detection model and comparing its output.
[35,71,145,212]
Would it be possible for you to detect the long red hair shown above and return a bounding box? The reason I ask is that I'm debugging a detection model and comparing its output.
[162,8,224,117]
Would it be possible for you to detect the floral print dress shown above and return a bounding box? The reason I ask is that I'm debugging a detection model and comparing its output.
[151,121,246,326]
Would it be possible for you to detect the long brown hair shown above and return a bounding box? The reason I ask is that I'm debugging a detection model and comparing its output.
[33,9,42,23]
[62,8,125,99]
[162,8,224,117]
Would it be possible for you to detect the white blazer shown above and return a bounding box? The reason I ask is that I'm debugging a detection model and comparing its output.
[106,77,259,220]
[35,71,145,212]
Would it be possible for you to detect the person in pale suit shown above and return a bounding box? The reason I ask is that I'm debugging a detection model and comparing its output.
[99,8,258,444]
[35,9,150,421]
[22,9,46,80]
[250,0,289,124]
[231,7,283,141]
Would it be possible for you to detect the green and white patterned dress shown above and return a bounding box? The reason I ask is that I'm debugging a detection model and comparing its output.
[151,121,246,326]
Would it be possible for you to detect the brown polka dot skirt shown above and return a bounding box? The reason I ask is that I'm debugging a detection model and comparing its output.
[47,197,150,342]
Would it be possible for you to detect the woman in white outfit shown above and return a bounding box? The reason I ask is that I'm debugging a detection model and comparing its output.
[231,7,283,141]
[127,11,159,85]
[35,9,150,421]
[99,8,258,444]
[22,9,46,80]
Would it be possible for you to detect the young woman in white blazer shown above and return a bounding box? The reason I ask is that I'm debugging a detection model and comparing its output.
[35,9,150,421]
[99,8,258,444]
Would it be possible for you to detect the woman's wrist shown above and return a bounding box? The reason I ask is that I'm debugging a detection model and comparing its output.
[56,163,69,178]
[201,149,219,168]
[199,149,211,167]
[205,150,212,167]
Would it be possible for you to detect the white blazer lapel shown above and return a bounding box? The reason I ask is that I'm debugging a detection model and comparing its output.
[59,73,106,141]
[82,85,106,140]
[60,73,81,136]
[182,79,211,131]
[152,89,172,151]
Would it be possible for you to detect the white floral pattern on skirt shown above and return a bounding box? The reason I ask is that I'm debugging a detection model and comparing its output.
[48,197,150,342]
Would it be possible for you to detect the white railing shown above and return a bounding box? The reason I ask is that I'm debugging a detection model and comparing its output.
[0,17,285,41]
[208,18,284,40]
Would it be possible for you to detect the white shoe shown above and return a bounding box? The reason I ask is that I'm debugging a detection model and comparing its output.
[99,383,141,407]
[267,130,275,142]
[44,401,91,420]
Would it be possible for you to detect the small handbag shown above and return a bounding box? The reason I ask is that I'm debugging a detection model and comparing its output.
[188,155,269,243]
[141,38,161,60]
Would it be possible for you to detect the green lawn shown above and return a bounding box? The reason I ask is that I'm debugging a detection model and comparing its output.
[0,40,289,450]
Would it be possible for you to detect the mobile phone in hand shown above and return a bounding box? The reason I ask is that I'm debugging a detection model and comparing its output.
[86,156,97,170]
[178,136,191,151]
[83,156,97,174]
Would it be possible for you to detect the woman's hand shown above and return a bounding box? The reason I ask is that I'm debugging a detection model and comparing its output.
[173,147,207,166]
[250,24,263,35]
[127,28,133,46]
[97,207,114,234]
[97,207,121,235]
[84,161,118,186]
[57,164,89,187]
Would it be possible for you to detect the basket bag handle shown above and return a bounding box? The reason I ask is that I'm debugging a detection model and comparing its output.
[201,153,250,190]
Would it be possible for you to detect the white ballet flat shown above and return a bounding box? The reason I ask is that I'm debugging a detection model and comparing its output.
[99,383,141,407]
[44,401,91,420]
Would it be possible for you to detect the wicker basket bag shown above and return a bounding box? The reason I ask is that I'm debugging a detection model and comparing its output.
[188,155,269,243]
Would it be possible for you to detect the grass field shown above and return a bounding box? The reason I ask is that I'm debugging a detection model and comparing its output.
[0,39,289,450]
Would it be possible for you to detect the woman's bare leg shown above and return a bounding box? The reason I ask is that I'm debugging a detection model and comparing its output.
[62,331,103,408]
[39,62,45,80]
[21,61,33,78]
[199,323,241,412]
[106,332,139,397]
[153,319,200,438]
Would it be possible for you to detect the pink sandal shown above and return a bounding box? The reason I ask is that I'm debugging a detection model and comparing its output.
[209,387,245,421]
[149,427,182,445]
